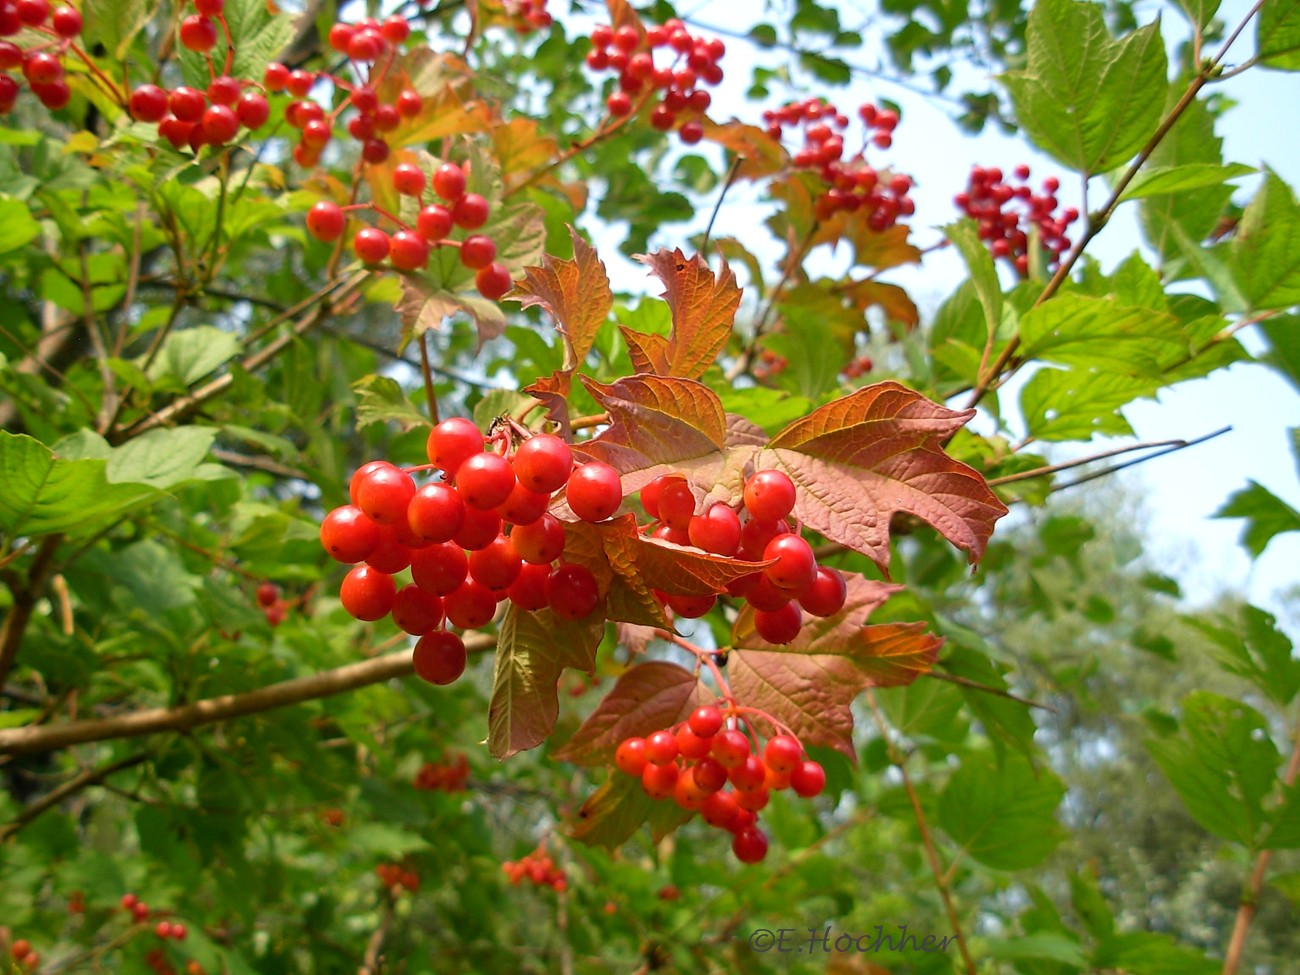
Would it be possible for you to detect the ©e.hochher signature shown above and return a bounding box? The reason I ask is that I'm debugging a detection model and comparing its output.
[747,925,958,955]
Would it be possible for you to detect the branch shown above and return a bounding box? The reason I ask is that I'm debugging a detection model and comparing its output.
[867,693,978,975]
[924,670,1055,712]
[0,752,148,842]
[0,633,496,756]
[1052,426,1232,493]
[0,535,64,689]
[986,426,1233,487]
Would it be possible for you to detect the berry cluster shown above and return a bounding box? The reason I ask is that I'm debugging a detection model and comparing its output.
[413,753,469,791]
[752,348,788,380]
[504,0,551,33]
[763,98,914,230]
[123,0,272,151]
[642,468,847,642]
[320,421,618,687]
[584,18,724,145]
[375,862,421,892]
[615,706,826,864]
[121,892,152,922]
[0,0,83,113]
[153,921,188,942]
[5,938,37,971]
[263,8,426,168]
[956,165,1079,276]
[320,807,347,827]
[842,354,873,380]
[255,581,289,626]
[305,159,512,300]
[501,844,567,891]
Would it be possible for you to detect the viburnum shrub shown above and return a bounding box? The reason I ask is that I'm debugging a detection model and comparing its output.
[956,164,1080,275]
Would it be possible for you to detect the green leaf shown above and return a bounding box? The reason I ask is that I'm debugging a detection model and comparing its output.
[982,932,1088,967]
[1258,0,1300,70]
[569,771,694,849]
[1146,692,1283,846]
[1221,171,1300,311]
[1119,162,1255,201]
[0,431,160,537]
[1270,870,1300,906]
[1215,480,1300,557]
[0,195,40,254]
[179,0,294,89]
[1173,0,1221,29]
[1262,784,1300,848]
[1020,368,1147,441]
[1017,294,1189,374]
[1001,0,1167,174]
[352,375,429,433]
[945,220,1004,353]
[107,428,217,489]
[1259,317,1300,392]
[940,644,1038,762]
[1186,605,1300,708]
[938,754,1066,869]
[83,0,155,60]
[1092,932,1219,975]
[145,326,241,388]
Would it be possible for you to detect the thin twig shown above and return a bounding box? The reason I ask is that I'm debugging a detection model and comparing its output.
[0,753,148,842]
[925,670,1054,712]
[1052,427,1232,492]
[986,426,1233,487]
[419,331,440,425]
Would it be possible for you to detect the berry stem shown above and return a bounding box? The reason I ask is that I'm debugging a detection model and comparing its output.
[419,331,441,425]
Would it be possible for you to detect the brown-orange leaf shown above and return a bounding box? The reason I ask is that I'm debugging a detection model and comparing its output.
[702,120,788,180]
[617,532,772,597]
[554,661,711,766]
[622,250,741,380]
[760,381,1008,572]
[569,772,694,848]
[510,228,612,371]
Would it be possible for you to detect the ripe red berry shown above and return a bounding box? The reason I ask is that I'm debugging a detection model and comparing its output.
[397,89,422,117]
[507,561,550,610]
[496,481,550,526]
[688,704,723,738]
[129,84,169,122]
[641,761,678,799]
[381,14,410,43]
[687,503,742,555]
[546,563,600,620]
[735,786,769,812]
[656,478,695,530]
[363,527,412,574]
[606,91,632,116]
[650,104,675,131]
[354,464,415,525]
[732,826,768,863]
[17,0,48,26]
[444,579,498,629]
[235,91,270,129]
[711,729,750,769]
[763,734,803,774]
[664,592,715,618]
[694,756,728,793]
[510,512,565,565]
[753,602,802,644]
[676,725,712,759]
[353,227,391,264]
[701,790,741,830]
[468,535,522,590]
[407,483,464,543]
[744,469,796,521]
[23,51,62,84]
[416,204,453,242]
[790,759,826,798]
[762,533,816,591]
[389,230,430,270]
[321,505,382,563]
[339,565,396,621]
[410,541,469,595]
[362,138,389,164]
[392,162,426,197]
[475,262,512,300]
[456,452,517,510]
[679,121,703,144]
[613,24,639,51]
[412,630,467,685]
[566,461,622,522]
[427,416,483,475]
[459,234,496,270]
[256,581,280,607]
[454,506,503,551]
[306,201,345,242]
[263,62,289,91]
[207,75,241,106]
[645,729,678,765]
[391,584,444,635]
[432,162,466,201]
[452,193,489,229]
[511,434,572,493]
[730,753,767,792]
[328,21,355,52]
[179,14,218,51]
[798,566,847,617]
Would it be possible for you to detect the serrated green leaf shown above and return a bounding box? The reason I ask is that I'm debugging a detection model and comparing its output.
[0,196,40,254]
[1119,162,1255,201]
[945,220,1003,349]
[1091,931,1219,975]
[938,754,1065,869]
[569,771,694,849]
[352,375,429,432]
[1258,0,1300,70]
[1173,0,1221,29]
[1186,606,1300,707]
[1020,368,1147,441]
[982,932,1088,967]
[145,326,241,388]
[1220,170,1300,311]
[1017,294,1188,373]
[83,0,155,60]
[1002,0,1167,174]
[1215,480,1300,558]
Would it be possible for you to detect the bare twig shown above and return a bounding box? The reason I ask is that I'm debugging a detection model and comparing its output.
[0,752,148,842]
[987,426,1232,487]
[0,535,64,689]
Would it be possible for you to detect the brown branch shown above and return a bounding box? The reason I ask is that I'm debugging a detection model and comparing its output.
[1221,701,1300,975]
[0,633,496,756]
[987,426,1233,487]
[0,535,64,689]
[0,752,148,842]
[925,670,1055,712]
[358,900,395,975]
[867,693,978,975]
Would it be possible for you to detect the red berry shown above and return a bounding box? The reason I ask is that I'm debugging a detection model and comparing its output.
[256,581,280,607]
[389,230,430,270]
[454,506,503,551]
[762,533,816,591]
[33,78,70,109]
[512,434,572,493]
[688,705,723,738]
[363,527,412,574]
[339,565,396,621]
[676,725,712,760]
[687,503,741,555]
[354,464,415,526]
[17,0,48,25]
[393,162,426,197]
[744,469,796,521]
[732,826,768,863]
[410,541,469,595]
[566,461,622,522]
[452,193,489,229]
[739,517,789,561]
[23,51,62,84]
[129,84,168,122]
[763,734,802,774]
[10,939,31,960]
[407,482,465,543]
[362,138,389,163]
[679,121,703,144]
[432,162,466,200]
[790,759,826,798]
[506,561,550,610]
[510,512,565,565]
[321,504,382,563]
[459,234,497,270]
[348,28,383,61]
[287,69,316,97]
[641,761,678,799]
[475,262,512,300]
[613,24,638,51]
[546,563,600,620]
[673,768,706,809]
[427,417,483,475]
[456,452,517,510]
[745,574,792,612]
[328,21,354,52]
[236,91,270,129]
[444,579,498,629]
[711,729,750,769]
[702,790,741,829]
[664,592,715,618]
[263,62,289,91]
[730,753,767,792]
[179,14,218,52]
[640,474,674,519]
[496,481,550,526]
[468,534,522,590]
[735,786,770,812]
[353,227,391,264]
[397,89,422,117]
[412,630,467,684]
[416,204,453,242]
[645,729,678,765]
[650,104,675,131]
[306,201,345,242]
[606,91,632,116]
[799,566,847,617]
[207,75,240,106]
[392,584,444,635]
[381,14,410,43]
[753,602,802,644]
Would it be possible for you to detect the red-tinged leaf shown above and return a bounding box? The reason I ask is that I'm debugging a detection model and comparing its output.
[558,519,617,597]
[843,223,924,274]
[620,532,772,597]
[553,661,711,765]
[726,413,769,448]
[624,249,741,380]
[492,117,560,191]
[619,324,668,376]
[396,279,507,344]
[591,516,672,626]
[727,623,943,758]
[522,371,573,439]
[488,604,603,759]
[615,621,658,656]
[760,381,1008,571]
[844,279,920,329]
[604,0,642,32]
[510,228,612,371]
[373,50,493,148]
[702,120,788,180]
[569,772,694,848]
